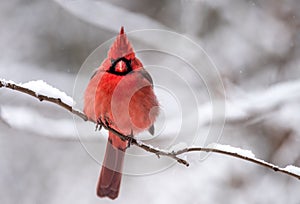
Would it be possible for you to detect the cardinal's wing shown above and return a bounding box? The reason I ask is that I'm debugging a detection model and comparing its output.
[148,124,155,135]
[137,69,153,86]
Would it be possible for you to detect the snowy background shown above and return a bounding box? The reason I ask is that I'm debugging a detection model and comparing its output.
[1,0,300,203]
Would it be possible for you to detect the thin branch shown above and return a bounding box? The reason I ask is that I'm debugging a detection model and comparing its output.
[108,129,189,166]
[1,79,299,180]
[0,80,88,121]
[175,147,300,180]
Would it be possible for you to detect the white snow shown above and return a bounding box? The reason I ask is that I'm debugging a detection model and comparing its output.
[0,78,16,86]
[0,105,101,140]
[1,79,75,106]
[135,139,143,146]
[246,80,300,111]
[208,143,256,158]
[1,105,76,138]
[284,165,300,175]
[20,80,75,106]
[199,80,300,128]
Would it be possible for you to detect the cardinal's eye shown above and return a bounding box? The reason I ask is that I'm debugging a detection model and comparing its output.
[108,57,132,76]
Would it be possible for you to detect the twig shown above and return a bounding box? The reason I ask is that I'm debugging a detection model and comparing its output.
[0,79,299,180]
[175,147,300,180]
[0,80,88,121]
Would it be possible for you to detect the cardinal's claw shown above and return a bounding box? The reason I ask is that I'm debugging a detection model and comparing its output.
[126,129,134,148]
[103,116,111,128]
[96,116,102,125]
[95,123,102,131]
[105,120,109,127]
[130,129,134,137]
[96,116,105,131]
[127,137,133,148]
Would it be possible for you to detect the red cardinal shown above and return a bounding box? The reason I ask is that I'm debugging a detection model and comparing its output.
[84,27,159,199]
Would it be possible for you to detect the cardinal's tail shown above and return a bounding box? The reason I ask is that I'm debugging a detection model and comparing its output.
[97,132,126,199]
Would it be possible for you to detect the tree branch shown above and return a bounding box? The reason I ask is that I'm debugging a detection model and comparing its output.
[175,147,300,180]
[1,79,299,180]
[0,80,88,121]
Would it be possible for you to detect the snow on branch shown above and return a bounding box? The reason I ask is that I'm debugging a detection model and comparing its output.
[0,79,87,122]
[1,79,300,180]
[178,144,300,180]
[21,80,74,106]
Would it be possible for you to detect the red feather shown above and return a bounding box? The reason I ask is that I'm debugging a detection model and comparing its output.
[84,27,159,199]
[108,26,135,60]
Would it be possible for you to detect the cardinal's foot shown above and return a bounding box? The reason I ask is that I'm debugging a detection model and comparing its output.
[95,122,102,131]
